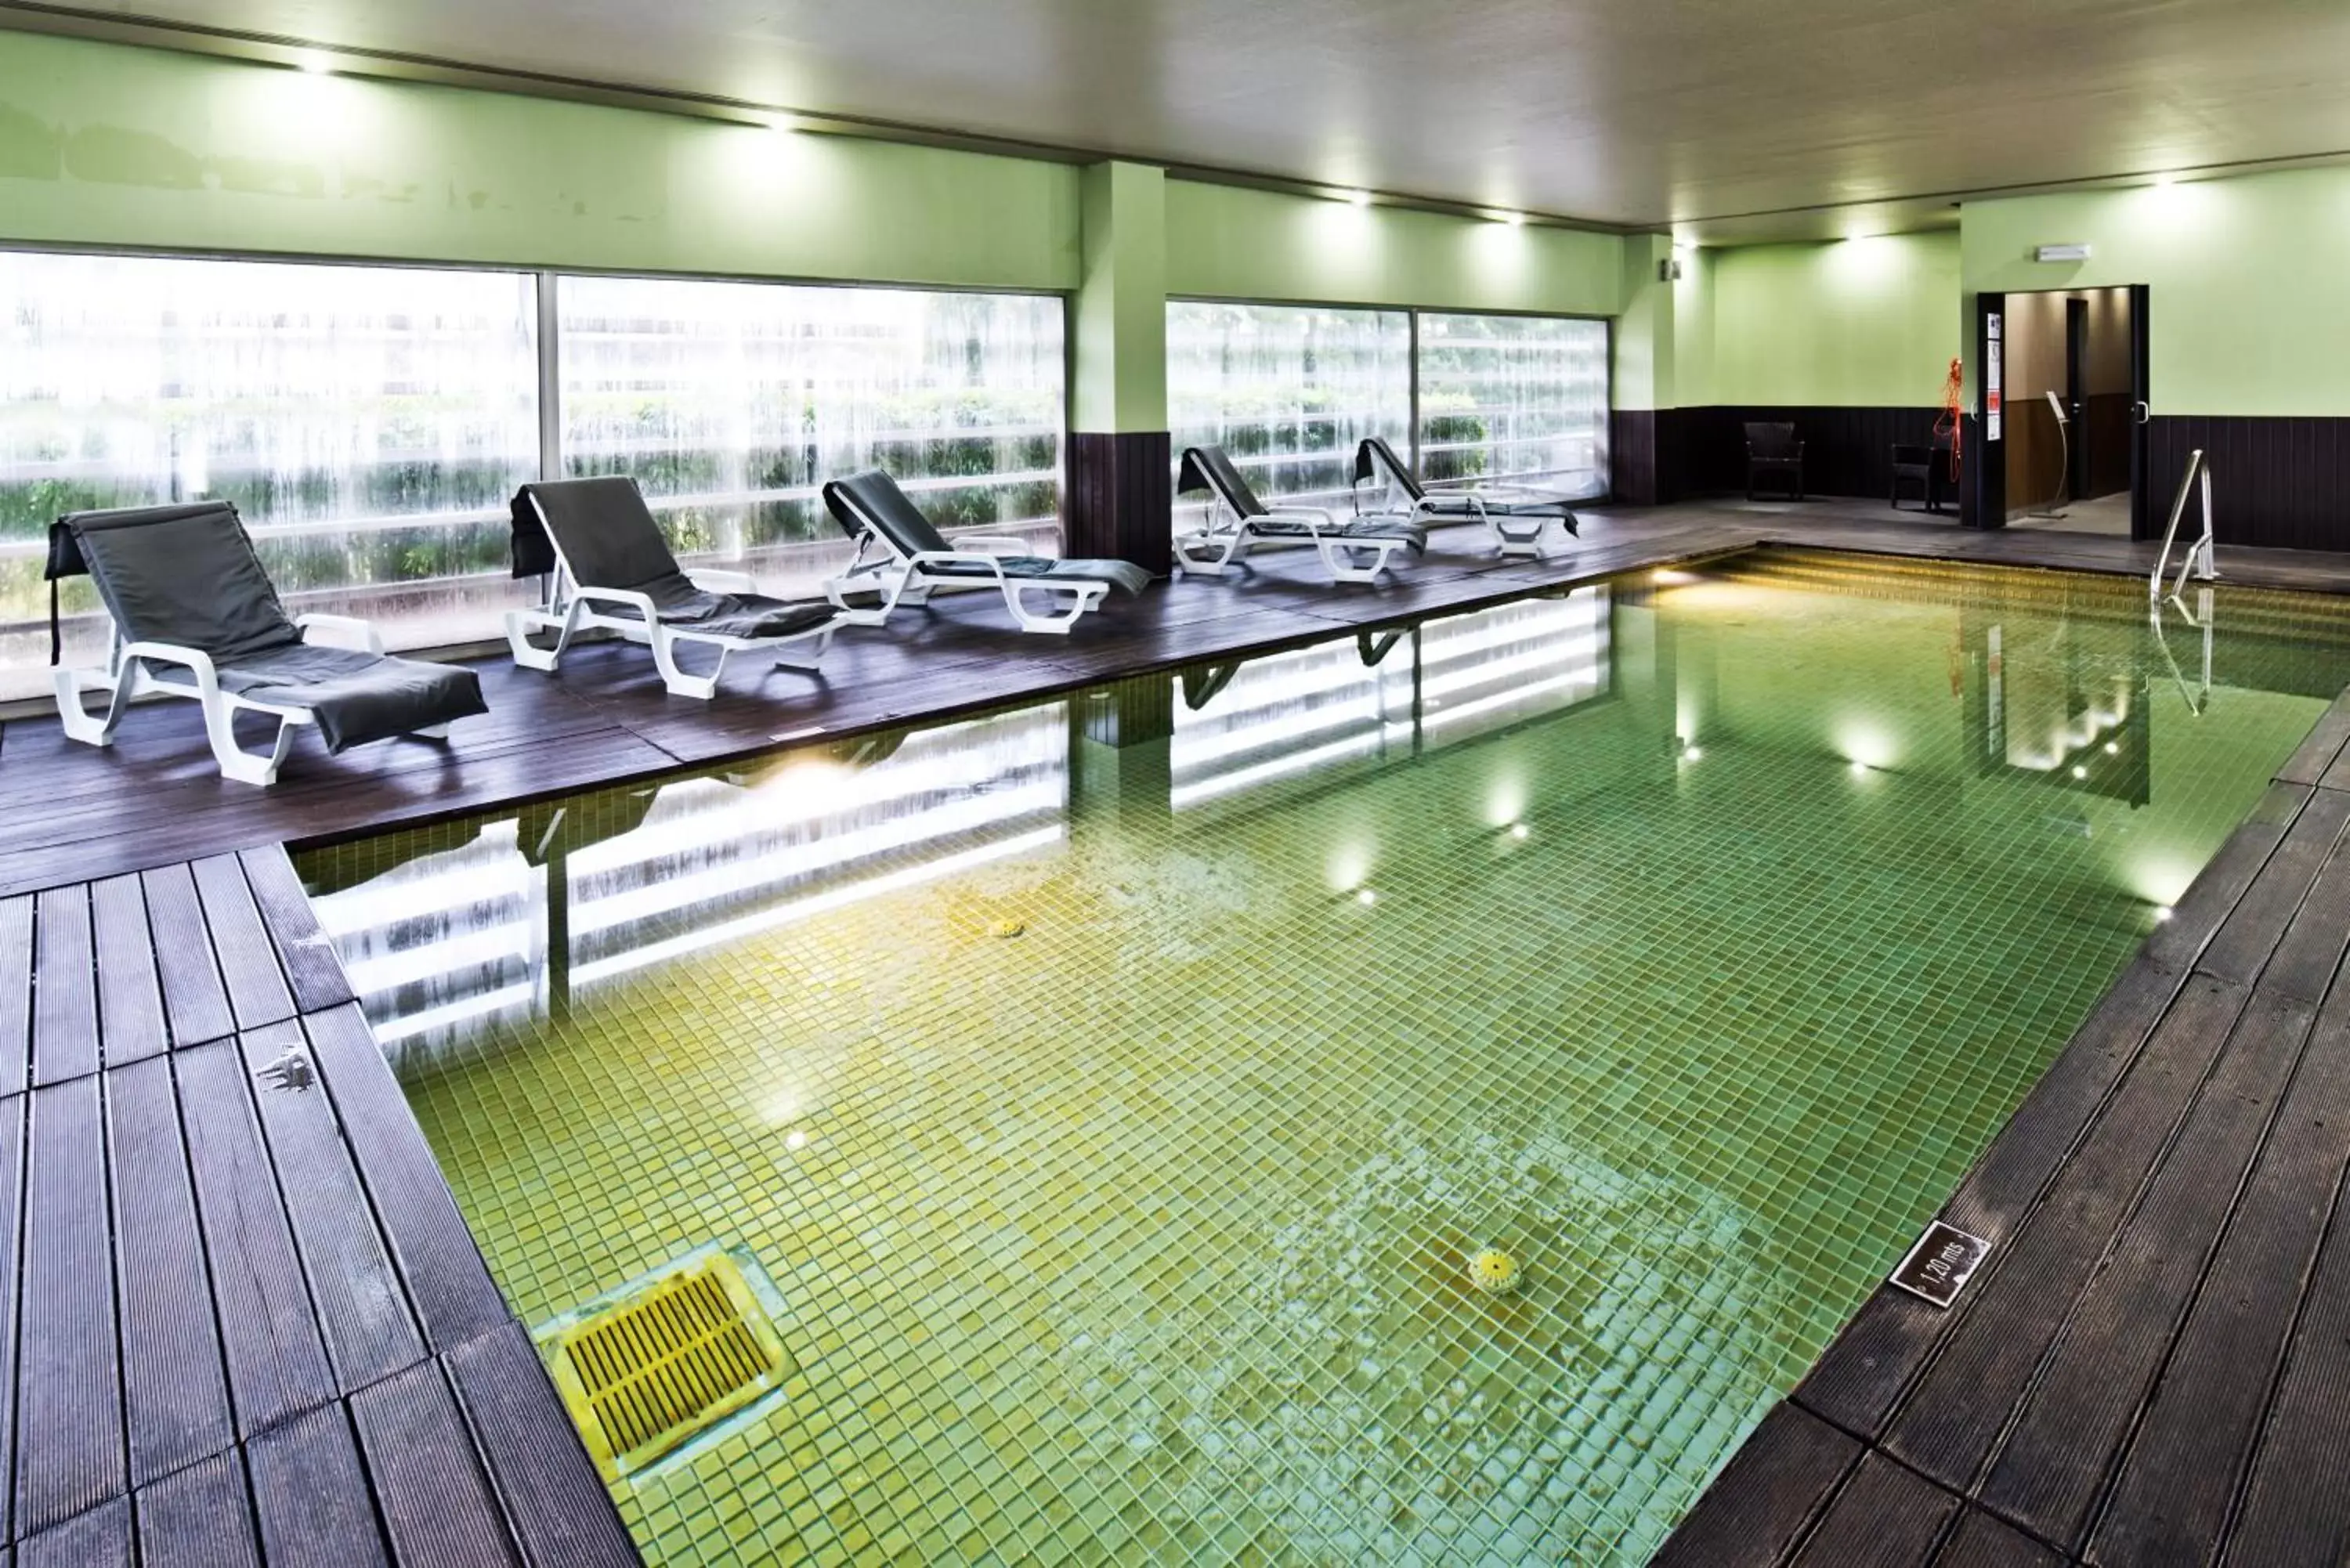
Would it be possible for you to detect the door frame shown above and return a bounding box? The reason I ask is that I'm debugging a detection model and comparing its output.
[1964,293,2007,529]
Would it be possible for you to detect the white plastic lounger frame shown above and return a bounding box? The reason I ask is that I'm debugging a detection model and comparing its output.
[1354,440,1566,560]
[506,497,837,700]
[55,613,436,787]
[822,500,1108,636]
[1174,501,1413,584]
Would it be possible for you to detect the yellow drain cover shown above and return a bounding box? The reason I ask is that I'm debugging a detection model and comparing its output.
[543,1249,792,1479]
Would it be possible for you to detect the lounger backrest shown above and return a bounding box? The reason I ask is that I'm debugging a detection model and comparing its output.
[514,477,696,596]
[1352,437,1426,502]
[822,471,954,558]
[46,501,301,662]
[1175,447,1269,518]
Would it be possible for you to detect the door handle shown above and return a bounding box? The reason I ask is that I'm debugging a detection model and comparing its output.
[2132,400,2151,425]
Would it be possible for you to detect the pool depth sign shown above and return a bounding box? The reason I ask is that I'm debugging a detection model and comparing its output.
[1889,1220,1992,1309]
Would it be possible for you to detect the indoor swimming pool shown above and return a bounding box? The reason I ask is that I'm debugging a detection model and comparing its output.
[296,550,2350,1566]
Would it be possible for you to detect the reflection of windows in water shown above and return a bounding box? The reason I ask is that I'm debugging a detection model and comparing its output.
[308,705,1068,1070]
[1170,591,1613,810]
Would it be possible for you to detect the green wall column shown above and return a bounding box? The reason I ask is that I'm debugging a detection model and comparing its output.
[1067,161,1173,573]
[1609,234,1679,503]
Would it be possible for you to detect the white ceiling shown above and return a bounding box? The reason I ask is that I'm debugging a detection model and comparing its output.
[22,0,2350,234]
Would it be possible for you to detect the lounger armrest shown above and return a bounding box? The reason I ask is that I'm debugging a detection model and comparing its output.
[948,535,1042,558]
[118,640,224,697]
[295,613,387,656]
[907,550,1010,582]
[1261,507,1336,539]
[571,585,665,621]
[685,566,761,594]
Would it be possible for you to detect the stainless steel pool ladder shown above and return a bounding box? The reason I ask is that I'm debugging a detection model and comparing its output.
[2151,448,2218,604]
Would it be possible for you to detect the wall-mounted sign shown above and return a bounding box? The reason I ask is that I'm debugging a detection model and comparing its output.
[1889,1219,1991,1309]
[2034,244,2092,262]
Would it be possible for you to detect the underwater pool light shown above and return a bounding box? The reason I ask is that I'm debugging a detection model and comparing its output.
[1355,887,1379,906]
[1849,760,1871,777]
[1508,822,1529,840]
[1682,745,1703,762]
[2105,741,2120,755]
[2154,905,2174,923]
[2071,764,2089,780]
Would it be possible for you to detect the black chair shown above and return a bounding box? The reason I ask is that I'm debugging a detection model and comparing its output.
[1744,422,1805,501]
[1890,433,1956,514]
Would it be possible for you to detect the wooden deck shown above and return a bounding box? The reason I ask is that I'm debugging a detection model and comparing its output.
[9,497,2350,1565]
[0,844,636,1566]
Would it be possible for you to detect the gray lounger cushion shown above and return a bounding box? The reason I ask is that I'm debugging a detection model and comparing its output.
[46,501,486,753]
[822,471,1150,597]
[512,478,838,638]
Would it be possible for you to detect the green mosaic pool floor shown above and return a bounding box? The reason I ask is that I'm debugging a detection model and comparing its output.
[301,556,2350,1566]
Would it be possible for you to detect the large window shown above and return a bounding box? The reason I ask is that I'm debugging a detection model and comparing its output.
[0,255,1067,699]
[1166,302,1610,535]
[1166,302,1411,518]
[0,251,540,683]
[560,277,1064,587]
[1417,312,1610,498]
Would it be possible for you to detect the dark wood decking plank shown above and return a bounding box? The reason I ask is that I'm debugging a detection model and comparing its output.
[1796,957,2189,1434]
[1786,1453,1964,1567]
[1649,1402,1861,1568]
[2191,786,2350,988]
[305,1003,508,1350]
[0,1099,23,1544]
[134,1449,262,1568]
[246,1403,392,1568]
[19,1494,129,1568]
[1978,985,2321,1549]
[444,1323,638,1568]
[237,1019,427,1392]
[30,884,96,1087]
[1933,1507,2066,1568]
[349,1359,523,1568]
[1879,974,2251,1493]
[0,898,27,1098]
[107,1053,235,1489]
[16,1077,125,1537]
[143,863,235,1049]
[2090,980,2350,1564]
[175,1040,338,1436]
[239,846,356,1013]
[190,854,297,1032]
[89,875,167,1066]
[2218,1094,2350,1566]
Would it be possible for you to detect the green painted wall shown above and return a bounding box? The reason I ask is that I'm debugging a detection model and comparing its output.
[1163,179,1625,319]
[1671,247,1717,409]
[1613,233,1675,411]
[1962,168,2350,416]
[1074,161,1168,433]
[0,31,1081,290]
[1710,231,1961,407]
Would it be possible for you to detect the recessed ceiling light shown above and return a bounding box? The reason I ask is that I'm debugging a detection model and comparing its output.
[1341,189,1372,208]
[1497,211,1526,227]
[292,49,334,74]
[765,113,799,134]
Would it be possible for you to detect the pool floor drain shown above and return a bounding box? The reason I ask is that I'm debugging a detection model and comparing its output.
[539,1246,795,1479]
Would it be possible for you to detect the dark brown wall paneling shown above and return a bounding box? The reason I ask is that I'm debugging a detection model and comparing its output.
[1679,406,1947,503]
[2147,417,2350,552]
[1066,431,1173,575]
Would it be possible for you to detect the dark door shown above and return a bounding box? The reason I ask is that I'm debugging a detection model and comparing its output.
[1965,293,2007,529]
[2065,297,2090,501]
[2128,284,2153,539]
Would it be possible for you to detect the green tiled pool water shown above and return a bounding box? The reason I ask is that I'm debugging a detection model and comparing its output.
[300,550,2350,1566]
